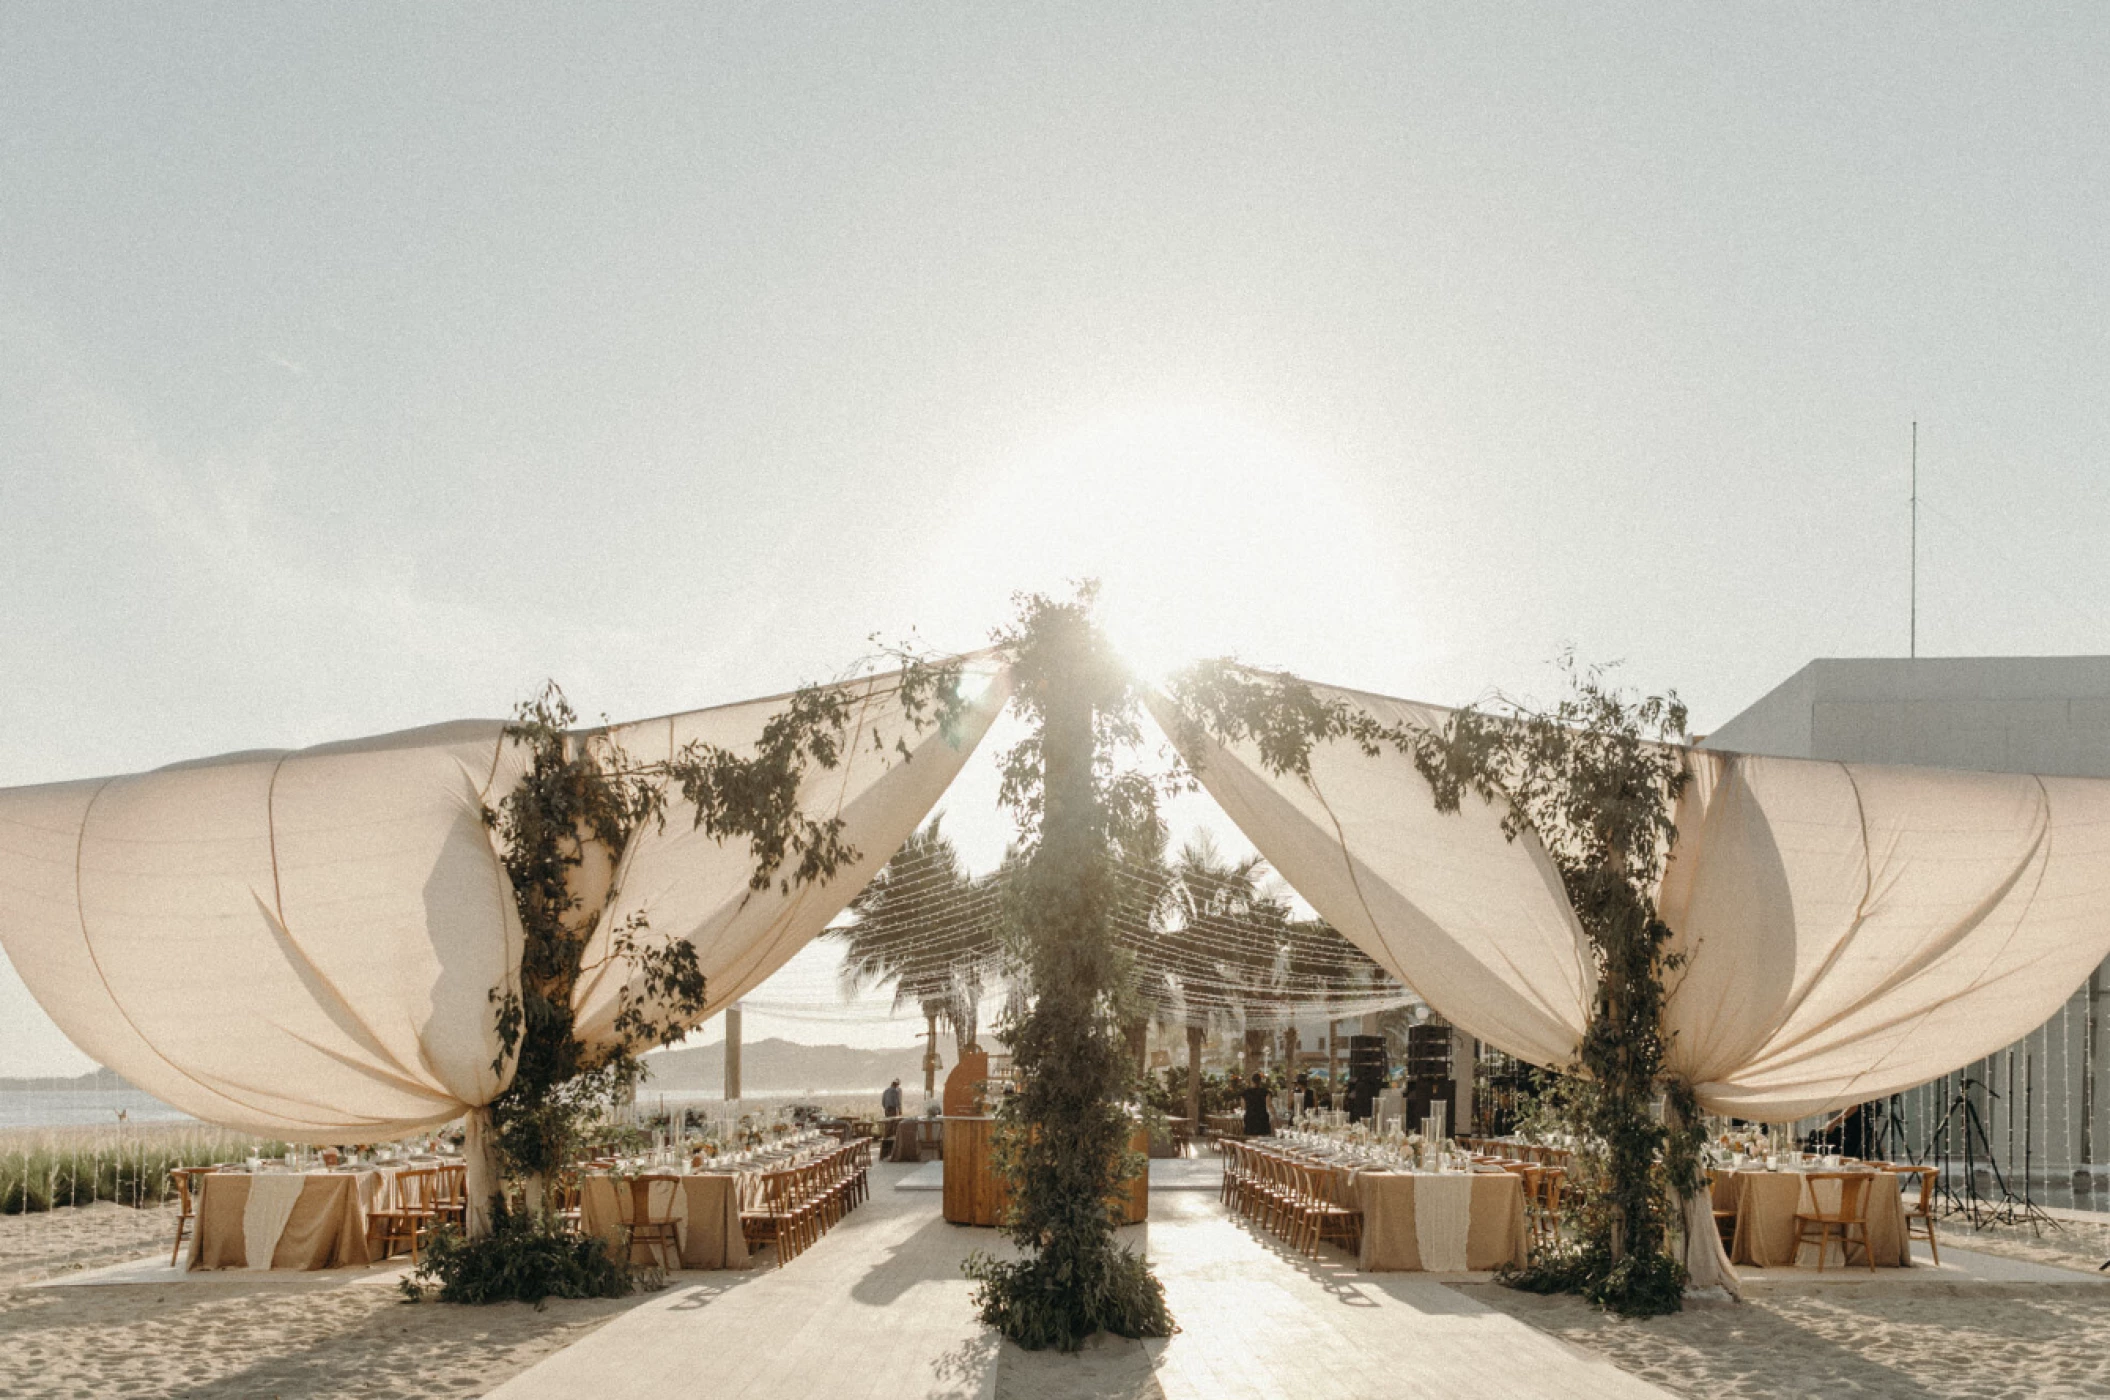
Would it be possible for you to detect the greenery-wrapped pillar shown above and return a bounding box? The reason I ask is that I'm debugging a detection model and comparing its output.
[966,591,1172,1351]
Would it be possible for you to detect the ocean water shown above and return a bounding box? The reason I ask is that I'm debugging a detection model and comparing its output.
[0,1089,196,1129]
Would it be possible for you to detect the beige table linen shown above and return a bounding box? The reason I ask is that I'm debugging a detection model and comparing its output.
[190,1170,388,1270]
[580,1174,752,1270]
[1356,1170,1529,1272]
[1711,1168,1910,1268]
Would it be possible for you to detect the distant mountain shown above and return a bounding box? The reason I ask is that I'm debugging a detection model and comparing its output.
[0,1041,930,1099]
[638,1038,929,1093]
[0,1068,146,1093]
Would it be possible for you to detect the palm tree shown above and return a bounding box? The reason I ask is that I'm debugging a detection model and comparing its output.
[1125,833,1410,1116]
[829,814,1005,1059]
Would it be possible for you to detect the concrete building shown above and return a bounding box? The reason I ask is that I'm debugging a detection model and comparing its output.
[1703,656,2110,1200]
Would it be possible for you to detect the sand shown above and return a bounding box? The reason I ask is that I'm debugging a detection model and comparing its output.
[11,1197,2110,1398]
[1,1200,179,1288]
[0,1203,653,1399]
[1462,1222,2110,1400]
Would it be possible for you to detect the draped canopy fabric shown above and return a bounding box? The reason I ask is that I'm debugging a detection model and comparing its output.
[1142,687,1596,1071]
[1154,678,2110,1123]
[567,660,1012,1046]
[0,721,530,1140]
[1661,752,2110,1119]
[0,659,1010,1141]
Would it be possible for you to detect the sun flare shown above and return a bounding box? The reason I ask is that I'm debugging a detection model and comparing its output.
[937,406,1406,685]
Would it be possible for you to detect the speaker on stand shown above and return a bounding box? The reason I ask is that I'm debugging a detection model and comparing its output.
[1403,1023,1456,1134]
[1344,1035,1389,1123]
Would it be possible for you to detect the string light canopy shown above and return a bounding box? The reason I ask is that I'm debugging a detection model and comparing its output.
[808,828,1420,1036]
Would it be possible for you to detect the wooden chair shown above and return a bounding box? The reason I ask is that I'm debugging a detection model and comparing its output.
[369,1167,443,1263]
[1793,1171,1876,1272]
[1536,1166,1567,1244]
[554,1176,583,1236]
[431,1163,468,1230]
[620,1175,682,1272]
[1705,1169,1740,1250]
[742,1169,805,1266]
[1295,1162,1362,1257]
[1888,1165,1939,1265]
[168,1167,213,1267]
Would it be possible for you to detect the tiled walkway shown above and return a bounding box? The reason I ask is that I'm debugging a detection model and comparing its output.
[488,1162,1673,1400]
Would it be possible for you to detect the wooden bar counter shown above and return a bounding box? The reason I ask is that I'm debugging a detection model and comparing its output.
[940,1117,1149,1227]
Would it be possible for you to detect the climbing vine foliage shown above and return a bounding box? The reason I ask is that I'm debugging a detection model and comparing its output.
[482,654,969,1202]
[1168,653,1704,1318]
[964,586,1174,1350]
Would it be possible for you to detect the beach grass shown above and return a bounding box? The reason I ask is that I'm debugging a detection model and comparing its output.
[0,1124,286,1214]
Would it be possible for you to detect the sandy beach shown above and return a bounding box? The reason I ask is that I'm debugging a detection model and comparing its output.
[0,1205,653,1399]
[9,1195,2110,1399]
[1464,1219,2110,1400]
[1468,1271,2110,1400]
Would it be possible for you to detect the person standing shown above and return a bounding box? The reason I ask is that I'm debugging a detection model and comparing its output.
[1240,1071,1273,1138]
[881,1078,904,1121]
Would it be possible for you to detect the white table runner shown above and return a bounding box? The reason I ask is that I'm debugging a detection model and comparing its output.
[240,1174,308,1270]
[1411,1173,1473,1272]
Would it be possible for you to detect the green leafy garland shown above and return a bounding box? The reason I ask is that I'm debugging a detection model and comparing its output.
[964,587,1174,1351]
[446,654,965,1230]
[1167,655,1706,1318]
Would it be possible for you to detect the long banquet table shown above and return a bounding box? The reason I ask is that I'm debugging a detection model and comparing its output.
[1353,1168,1530,1273]
[189,1167,401,1270]
[579,1173,750,1270]
[1711,1166,1912,1268]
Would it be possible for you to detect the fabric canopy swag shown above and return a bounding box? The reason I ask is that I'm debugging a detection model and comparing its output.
[0,657,1010,1142]
[1155,678,2110,1123]
[4,655,2108,1150]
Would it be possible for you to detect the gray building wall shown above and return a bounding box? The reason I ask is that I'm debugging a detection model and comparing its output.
[1705,656,2110,776]
[1703,657,2110,1194]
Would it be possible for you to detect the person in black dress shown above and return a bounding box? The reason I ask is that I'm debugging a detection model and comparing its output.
[1240,1072,1273,1138]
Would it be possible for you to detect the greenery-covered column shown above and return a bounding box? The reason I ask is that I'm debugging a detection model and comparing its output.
[967,590,1172,1351]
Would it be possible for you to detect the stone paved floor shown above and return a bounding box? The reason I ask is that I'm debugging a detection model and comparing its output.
[488,1163,1672,1400]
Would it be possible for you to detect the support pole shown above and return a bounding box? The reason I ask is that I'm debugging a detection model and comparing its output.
[464,1106,500,1239]
[1185,1024,1204,1136]
[1458,1034,1478,1136]
[724,1001,742,1102]
[925,1013,940,1096]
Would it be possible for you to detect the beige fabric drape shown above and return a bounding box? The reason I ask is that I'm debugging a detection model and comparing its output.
[1154,677,2110,1124]
[0,658,1010,1144]
[0,721,529,1141]
[1661,751,2110,1119]
[569,658,1012,1047]
[1143,687,1594,1071]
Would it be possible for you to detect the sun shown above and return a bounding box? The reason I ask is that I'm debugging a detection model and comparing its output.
[931,405,1409,685]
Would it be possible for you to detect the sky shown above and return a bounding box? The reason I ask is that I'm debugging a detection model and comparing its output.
[3,6,2107,1075]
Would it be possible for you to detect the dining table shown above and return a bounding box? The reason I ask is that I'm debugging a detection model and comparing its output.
[188,1164,408,1270]
[579,1140,831,1270]
[1351,1167,1531,1273]
[579,1171,751,1270]
[1710,1165,1913,1268]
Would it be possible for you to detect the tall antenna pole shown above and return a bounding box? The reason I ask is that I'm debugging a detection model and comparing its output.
[1910,420,1918,659]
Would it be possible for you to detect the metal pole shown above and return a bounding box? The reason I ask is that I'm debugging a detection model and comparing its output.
[1910,420,1918,659]
[724,1001,742,1102]
[1185,1023,1204,1139]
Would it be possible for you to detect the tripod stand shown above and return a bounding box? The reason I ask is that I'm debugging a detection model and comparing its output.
[1924,1076,2056,1231]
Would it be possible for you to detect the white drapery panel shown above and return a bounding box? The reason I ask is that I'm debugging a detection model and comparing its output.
[569,659,1013,1047]
[0,658,1010,1142]
[1155,677,2110,1124]
[1144,686,1595,1071]
[0,722,529,1141]
[1660,753,2110,1120]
